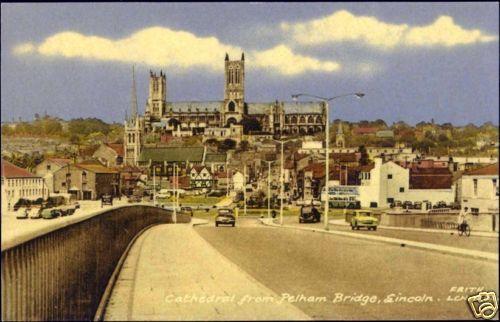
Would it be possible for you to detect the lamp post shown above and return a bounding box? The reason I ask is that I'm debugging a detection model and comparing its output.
[273,138,297,225]
[292,92,364,230]
[262,160,276,218]
[243,163,247,216]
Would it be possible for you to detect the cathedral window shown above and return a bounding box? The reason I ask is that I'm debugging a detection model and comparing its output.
[291,116,297,124]
[228,67,233,84]
[300,116,306,123]
[308,116,314,123]
[235,67,240,84]
[228,101,236,112]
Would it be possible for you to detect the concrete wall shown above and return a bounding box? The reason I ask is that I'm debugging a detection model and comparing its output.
[381,212,499,232]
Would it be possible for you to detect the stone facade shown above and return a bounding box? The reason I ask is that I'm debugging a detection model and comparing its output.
[124,53,326,165]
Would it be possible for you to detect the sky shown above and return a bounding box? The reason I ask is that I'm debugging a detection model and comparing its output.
[1,3,499,126]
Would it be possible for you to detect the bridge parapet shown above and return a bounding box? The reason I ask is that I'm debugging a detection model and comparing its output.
[1,205,190,321]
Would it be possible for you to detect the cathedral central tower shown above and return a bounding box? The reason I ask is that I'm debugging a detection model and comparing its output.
[222,53,245,126]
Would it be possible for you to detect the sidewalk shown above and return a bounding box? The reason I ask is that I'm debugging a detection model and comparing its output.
[261,219,498,262]
[329,219,499,238]
[104,222,310,321]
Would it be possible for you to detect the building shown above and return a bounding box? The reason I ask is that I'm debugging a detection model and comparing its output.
[335,122,346,148]
[460,163,499,213]
[33,158,72,193]
[1,159,47,213]
[124,53,326,165]
[52,162,120,200]
[320,158,455,208]
[92,143,124,167]
[189,166,214,189]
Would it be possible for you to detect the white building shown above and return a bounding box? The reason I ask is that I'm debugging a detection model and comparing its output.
[2,159,47,213]
[232,171,245,191]
[322,158,455,208]
[460,163,499,213]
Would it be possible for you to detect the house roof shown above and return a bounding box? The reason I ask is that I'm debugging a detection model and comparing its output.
[106,143,124,157]
[1,159,39,178]
[205,153,226,163]
[464,163,499,176]
[75,163,118,174]
[410,168,453,189]
[138,146,205,163]
[332,153,358,163]
[46,158,72,167]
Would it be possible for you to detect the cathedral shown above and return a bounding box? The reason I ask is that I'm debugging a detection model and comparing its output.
[124,53,326,165]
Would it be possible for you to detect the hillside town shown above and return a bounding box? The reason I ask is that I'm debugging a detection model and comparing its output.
[2,3,499,321]
[2,55,498,222]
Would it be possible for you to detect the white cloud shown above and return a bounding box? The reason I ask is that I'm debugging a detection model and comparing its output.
[12,42,36,55]
[281,10,497,49]
[404,16,497,47]
[250,45,340,75]
[12,27,341,76]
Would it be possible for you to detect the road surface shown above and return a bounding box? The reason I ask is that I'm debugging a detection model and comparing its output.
[195,217,498,320]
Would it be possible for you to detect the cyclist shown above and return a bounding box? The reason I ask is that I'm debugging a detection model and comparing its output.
[457,206,469,233]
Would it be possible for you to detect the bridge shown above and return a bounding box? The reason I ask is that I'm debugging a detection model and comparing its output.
[1,205,498,320]
[1,205,190,321]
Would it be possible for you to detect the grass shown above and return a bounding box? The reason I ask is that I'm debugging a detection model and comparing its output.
[156,195,226,205]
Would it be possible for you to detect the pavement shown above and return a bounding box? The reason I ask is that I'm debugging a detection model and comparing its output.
[329,219,499,238]
[103,221,311,321]
[261,218,498,262]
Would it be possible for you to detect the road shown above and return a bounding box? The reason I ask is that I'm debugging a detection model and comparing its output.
[195,217,499,320]
[280,216,499,253]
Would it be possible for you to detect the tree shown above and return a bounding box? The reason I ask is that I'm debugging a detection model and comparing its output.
[218,139,236,152]
[238,140,250,152]
[240,117,262,134]
[359,145,370,165]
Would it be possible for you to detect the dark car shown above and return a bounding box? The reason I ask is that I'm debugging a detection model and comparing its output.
[299,206,321,223]
[402,201,413,209]
[215,209,236,227]
[180,206,194,217]
[413,201,422,210]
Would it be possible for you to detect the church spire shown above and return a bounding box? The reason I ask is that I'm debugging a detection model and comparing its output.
[225,53,229,61]
[131,65,138,119]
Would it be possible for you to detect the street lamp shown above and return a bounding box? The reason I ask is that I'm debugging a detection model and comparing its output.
[273,138,298,225]
[291,92,364,230]
[262,160,276,218]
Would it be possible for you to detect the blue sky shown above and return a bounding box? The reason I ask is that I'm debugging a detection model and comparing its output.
[1,3,498,125]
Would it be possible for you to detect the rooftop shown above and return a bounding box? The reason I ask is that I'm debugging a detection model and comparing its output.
[1,159,39,178]
[464,163,499,176]
[76,163,118,174]
[139,146,205,163]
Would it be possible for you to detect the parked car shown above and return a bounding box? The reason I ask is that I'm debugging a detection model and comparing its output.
[402,201,413,209]
[41,208,61,219]
[413,201,422,210]
[299,205,321,223]
[180,206,193,217]
[208,190,225,197]
[215,209,236,227]
[433,201,447,209]
[390,200,403,208]
[350,210,378,231]
[128,195,142,203]
[29,207,43,219]
[16,208,29,219]
[58,205,76,216]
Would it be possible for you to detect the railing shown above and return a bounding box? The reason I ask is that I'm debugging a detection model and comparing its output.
[1,205,190,321]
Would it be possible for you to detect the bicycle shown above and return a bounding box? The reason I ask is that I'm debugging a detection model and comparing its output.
[457,222,471,237]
